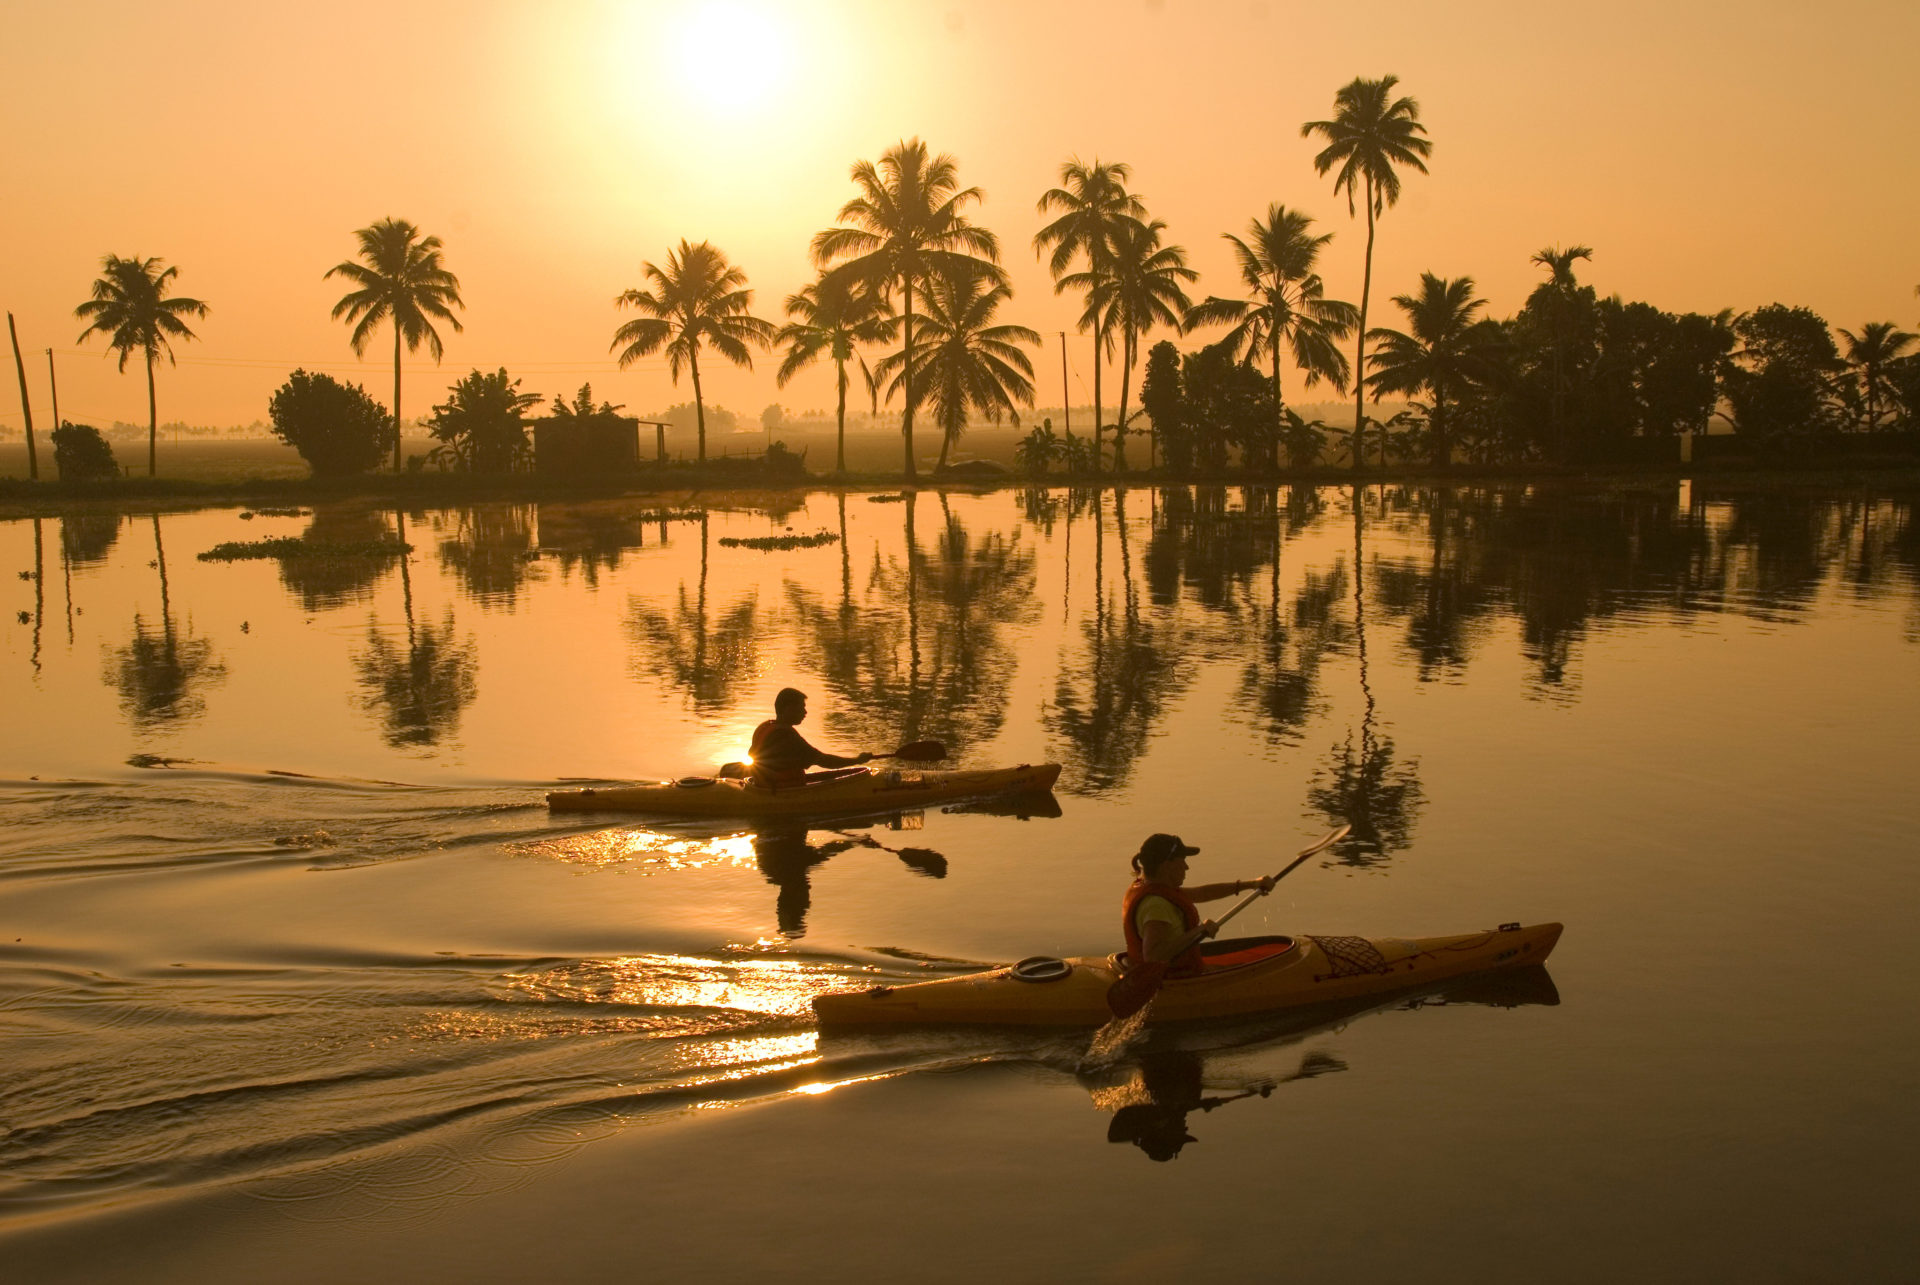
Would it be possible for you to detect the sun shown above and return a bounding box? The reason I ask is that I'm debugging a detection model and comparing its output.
[664,0,797,119]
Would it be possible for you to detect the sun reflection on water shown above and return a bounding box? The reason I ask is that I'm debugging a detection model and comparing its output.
[510,829,759,873]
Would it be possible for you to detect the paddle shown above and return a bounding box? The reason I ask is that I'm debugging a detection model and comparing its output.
[1104,824,1352,1022]
[870,740,946,762]
[717,740,947,780]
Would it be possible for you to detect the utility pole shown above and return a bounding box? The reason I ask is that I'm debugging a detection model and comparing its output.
[7,313,36,481]
[46,349,60,433]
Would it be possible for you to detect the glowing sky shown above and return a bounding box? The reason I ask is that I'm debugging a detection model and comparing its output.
[2,0,1916,433]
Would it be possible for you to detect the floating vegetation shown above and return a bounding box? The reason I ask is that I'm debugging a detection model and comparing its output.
[239,507,310,520]
[636,508,708,522]
[718,530,840,551]
[198,537,412,562]
[866,494,907,503]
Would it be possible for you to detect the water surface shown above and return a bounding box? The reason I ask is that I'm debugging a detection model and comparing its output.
[3,484,1917,1281]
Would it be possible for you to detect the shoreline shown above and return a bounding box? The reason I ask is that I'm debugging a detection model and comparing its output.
[4,460,1920,519]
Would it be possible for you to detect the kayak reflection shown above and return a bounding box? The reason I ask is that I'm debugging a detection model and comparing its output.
[1089,965,1560,1163]
[752,816,949,938]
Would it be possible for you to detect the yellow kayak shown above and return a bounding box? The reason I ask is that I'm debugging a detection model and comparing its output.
[546,762,1063,817]
[812,921,1563,1027]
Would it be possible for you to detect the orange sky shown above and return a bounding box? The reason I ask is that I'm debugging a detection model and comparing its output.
[3,0,1916,436]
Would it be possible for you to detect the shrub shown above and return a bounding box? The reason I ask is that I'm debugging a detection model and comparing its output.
[426,369,541,473]
[268,370,390,477]
[50,422,119,481]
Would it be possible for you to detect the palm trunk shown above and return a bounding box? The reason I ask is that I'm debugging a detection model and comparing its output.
[900,279,917,480]
[1431,384,1449,470]
[391,327,403,473]
[1271,326,1285,472]
[1092,321,1104,475]
[7,314,37,481]
[690,344,707,462]
[1112,331,1135,474]
[1353,183,1376,472]
[146,349,158,477]
[834,356,848,473]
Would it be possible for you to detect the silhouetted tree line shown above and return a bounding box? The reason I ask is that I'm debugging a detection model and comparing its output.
[30,74,1917,484]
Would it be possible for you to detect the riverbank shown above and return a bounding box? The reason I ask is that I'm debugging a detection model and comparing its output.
[4,459,1920,519]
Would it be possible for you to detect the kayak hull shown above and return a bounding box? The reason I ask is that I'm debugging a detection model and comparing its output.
[546,762,1063,817]
[812,922,1563,1028]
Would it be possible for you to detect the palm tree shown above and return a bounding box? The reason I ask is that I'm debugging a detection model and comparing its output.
[1528,244,1594,455]
[73,256,208,477]
[872,264,1039,470]
[1184,204,1357,466]
[1837,321,1918,429]
[776,275,893,473]
[1079,218,1196,471]
[612,240,773,463]
[1302,76,1433,470]
[1363,273,1501,469]
[813,139,1003,479]
[1033,158,1145,474]
[326,219,465,472]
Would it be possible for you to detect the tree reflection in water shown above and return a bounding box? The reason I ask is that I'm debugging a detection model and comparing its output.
[1051,488,1189,793]
[104,515,225,730]
[276,505,405,612]
[354,614,478,748]
[436,503,538,606]
[1307,486,1423,865]
[786,491,1038,750]
[628,513,763,716]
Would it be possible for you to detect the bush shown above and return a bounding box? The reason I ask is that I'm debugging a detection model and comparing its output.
[427,368,541,473]
[50,422,119,481]
[268,370,390,477]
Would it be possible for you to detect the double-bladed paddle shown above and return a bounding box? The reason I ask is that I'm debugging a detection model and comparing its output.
[717,740,948,780]
[1103,823,1352,1021]
[870,740,946,762]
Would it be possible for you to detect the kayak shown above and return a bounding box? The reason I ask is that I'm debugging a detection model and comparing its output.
[812,921,1563,1027]
[546,762,1063,817]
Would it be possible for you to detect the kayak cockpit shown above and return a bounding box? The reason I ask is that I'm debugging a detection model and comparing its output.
[1110,935,1300,979]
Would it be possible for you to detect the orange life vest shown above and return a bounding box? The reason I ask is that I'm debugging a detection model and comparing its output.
[1122,878,1205,975]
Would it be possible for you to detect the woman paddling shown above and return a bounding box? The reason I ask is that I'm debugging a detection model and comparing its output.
[1123,834,1277,975]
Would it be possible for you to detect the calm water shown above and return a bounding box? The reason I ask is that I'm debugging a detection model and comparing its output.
[3,484,1917,1282]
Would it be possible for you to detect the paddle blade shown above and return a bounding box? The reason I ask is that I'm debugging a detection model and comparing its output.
[1104,960,1169,1021]
[887,740,948,762]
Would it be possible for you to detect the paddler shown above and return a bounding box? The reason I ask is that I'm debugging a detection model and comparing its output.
[748,688,874,788]
[1124,834,1277,974]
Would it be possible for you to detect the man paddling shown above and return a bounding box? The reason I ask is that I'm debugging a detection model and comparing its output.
[1123,834,1277,975]
[748,688,873,788]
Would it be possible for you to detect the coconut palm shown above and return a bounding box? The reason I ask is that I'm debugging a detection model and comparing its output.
[776,275,894,473]
[1033,158,1146,474]
[812,139,1004,479]
[1184,204,1357,466]
[1302,76,1433,470]
[1837,321,1918,430]
[73,256,208,477]
[612,240,774,463]
[872,264,1039,471]
[1363,274,1501,469]
[1528,244,1594,454]
[1077,218,1196,471]
[326,219,465,472]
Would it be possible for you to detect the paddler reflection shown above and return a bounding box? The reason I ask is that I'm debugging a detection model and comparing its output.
[752,818,948,937]
[1102,1048,1346,1162]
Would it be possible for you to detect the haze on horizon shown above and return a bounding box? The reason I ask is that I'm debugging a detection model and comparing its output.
[3,0,1915,436]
